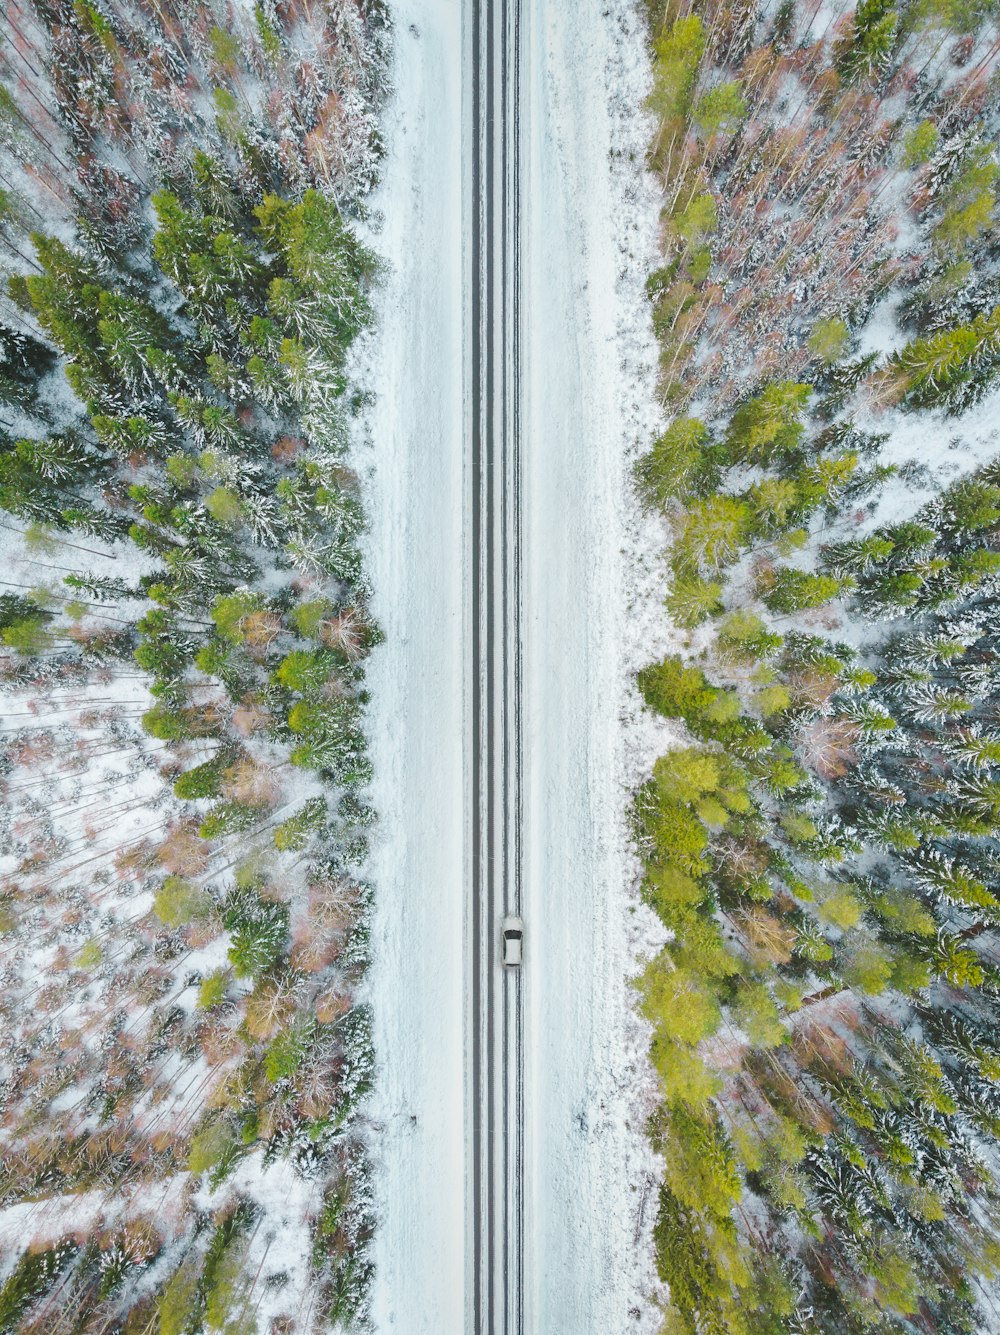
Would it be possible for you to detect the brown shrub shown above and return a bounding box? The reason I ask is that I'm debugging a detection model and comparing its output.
[158,822,209,876]
[222,759,282,808]
[243,978,297,1040]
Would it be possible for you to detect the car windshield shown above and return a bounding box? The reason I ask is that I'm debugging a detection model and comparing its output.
[504,928,520,938]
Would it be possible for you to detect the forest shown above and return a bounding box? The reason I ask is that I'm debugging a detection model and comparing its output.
[0,0,390,1330]
[636,0,1000,1331]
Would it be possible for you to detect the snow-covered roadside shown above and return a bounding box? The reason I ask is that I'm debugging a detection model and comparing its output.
[522,0,674,1328]
[351,3,468,1331]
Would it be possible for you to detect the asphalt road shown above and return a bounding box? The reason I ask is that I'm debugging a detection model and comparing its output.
[470,0,524,1330]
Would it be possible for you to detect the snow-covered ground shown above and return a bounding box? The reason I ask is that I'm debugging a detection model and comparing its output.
[521,1,669,1329]
[355,3,468,1331]
[357,0,670,1327]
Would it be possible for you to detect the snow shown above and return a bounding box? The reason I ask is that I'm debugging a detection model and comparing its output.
[522,0,670,1327]
[857,389,1000,528]
[355,0,672,1327]
[0,1179,191,1266]
[351,2,467,1331]
[192,1152,322,1333]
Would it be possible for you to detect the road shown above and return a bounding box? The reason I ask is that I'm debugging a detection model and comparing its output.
[365,1,657,1330]
[469,0,524,1332]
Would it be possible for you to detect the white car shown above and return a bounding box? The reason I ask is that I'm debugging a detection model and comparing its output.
[502,916,523,967]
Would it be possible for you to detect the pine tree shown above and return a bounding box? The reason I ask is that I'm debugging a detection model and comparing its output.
[724,382,810,466]
[836,0,899,83]
[761,568,845,614]
[890,307,1000,412]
